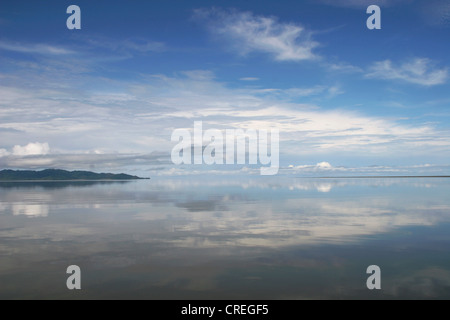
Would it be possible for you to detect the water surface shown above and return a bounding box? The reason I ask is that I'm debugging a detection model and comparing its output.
[0,177,449,299]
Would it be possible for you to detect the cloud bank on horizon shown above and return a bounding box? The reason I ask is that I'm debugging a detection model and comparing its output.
[0,0,449,176]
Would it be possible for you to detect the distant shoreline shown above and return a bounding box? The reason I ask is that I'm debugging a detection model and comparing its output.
[0,169,149,181]
[0,179,148,182]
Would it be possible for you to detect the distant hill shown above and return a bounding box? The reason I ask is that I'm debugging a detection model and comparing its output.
[0,169,148,181]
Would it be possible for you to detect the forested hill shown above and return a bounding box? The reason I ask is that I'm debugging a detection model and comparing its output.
[0,169,148,181]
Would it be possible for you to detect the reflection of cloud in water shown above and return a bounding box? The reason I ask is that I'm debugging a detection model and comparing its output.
[0,177,449,248]
[388,267,450,298]
[288,182,332,192]
[0,177,450,299]
[12,204,49,218]
[150,177,441,194]
[133,194,450,248]
[316,183,332,193]
[90,256,136,269]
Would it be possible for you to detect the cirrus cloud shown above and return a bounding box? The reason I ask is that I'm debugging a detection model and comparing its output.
[0,41,74,55]
[365,58,448,86]
[194,8,319,62]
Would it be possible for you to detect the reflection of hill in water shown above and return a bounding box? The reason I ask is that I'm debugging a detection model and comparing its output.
[0,180,132,190]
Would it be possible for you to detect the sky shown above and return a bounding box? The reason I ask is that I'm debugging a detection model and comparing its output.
[0,0,450,177]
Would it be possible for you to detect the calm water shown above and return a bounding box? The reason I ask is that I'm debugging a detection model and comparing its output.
[0,177,449,299]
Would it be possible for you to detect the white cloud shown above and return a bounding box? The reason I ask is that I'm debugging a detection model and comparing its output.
[195,8,318,61]
[0,41,74,55]
[0,149,10,157]
[327,86,344,97]
[316,161,333,169]
[366,58,448,86]
[121,39,166,53]
[12,142,50,156]
[248,85,332,98]
[283,86,326,97]
[84,36,166,53]
[239,77,259,81]
[1,67,450,171]
[280,163,450,177]
[147,162,450,177]
[0,152,169,171]
[326,62,363,73]
[288,162,334,172]
[181,70,216,81]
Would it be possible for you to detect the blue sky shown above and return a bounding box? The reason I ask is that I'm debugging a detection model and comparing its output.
[0,0,450,176]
